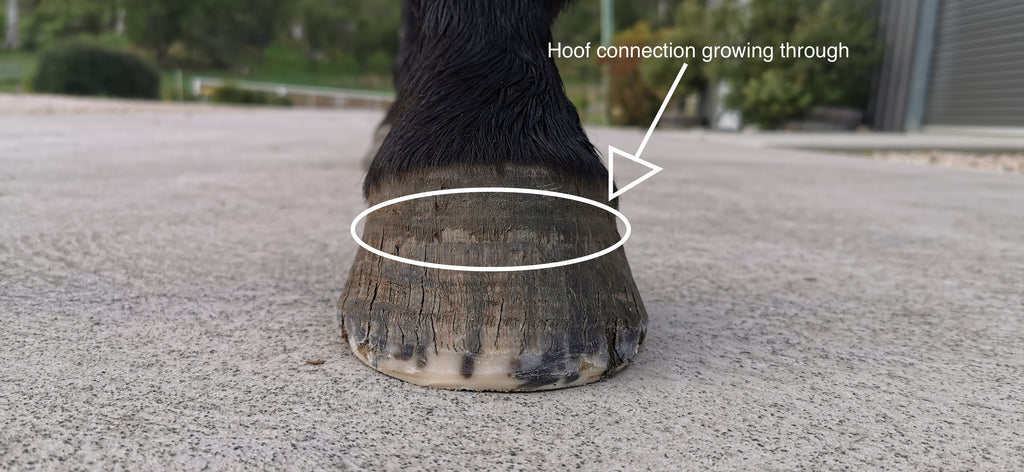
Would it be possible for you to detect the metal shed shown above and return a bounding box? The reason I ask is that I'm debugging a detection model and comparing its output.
[870,0,1024,133]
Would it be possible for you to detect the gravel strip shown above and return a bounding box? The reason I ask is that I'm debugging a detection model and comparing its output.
[869,150,1024,175]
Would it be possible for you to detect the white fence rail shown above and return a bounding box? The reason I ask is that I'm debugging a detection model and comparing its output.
[191,76,395,110]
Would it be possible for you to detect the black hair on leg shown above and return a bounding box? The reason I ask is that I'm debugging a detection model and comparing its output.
[363,0,605,197]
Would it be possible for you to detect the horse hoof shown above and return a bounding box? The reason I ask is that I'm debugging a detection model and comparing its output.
[339,165,647,391]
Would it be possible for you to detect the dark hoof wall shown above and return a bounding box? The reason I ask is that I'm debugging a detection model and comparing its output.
[339,165,647,391]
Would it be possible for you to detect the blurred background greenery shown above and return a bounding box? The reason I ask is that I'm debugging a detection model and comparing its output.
[0,0,880,129]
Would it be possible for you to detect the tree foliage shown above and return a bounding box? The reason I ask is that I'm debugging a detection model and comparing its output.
[292,0,399,74]
[6,0,881,126]
[607,0,733,126]
[19,0,121,50]
[121,0,188,63]
[180,0,285,67]
[605,22,661,126]
[600,0,880,128]
[718,0,881,128]
[13,0,401,73]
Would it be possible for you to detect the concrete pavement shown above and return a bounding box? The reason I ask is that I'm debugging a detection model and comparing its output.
[2,95,1023,470]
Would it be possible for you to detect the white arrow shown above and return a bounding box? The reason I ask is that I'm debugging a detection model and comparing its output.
[608,62,688,201]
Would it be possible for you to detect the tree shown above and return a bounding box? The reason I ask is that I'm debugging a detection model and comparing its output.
[602,0,732,126]
[181,0,287,68]
[18,0,122,51]
[290,0,399,74]
[4,0,18,50]
[123,0,193,64]
[604,22,662,126]
[642,0,734,125]
[123,0,290,68]
[295,0,354,59]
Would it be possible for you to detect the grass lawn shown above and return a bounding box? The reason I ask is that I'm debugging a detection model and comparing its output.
[162,44,395,100]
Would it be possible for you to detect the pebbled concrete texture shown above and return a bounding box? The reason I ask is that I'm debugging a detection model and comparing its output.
[1,94,1023,470]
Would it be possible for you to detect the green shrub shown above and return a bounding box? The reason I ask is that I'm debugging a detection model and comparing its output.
[738,69,814,129]
[718,0,881,129]
[31,42,160,99]
[606,2,732,127]
[210,85,291,107]
[604,23,662,126]
[642,0,728,102]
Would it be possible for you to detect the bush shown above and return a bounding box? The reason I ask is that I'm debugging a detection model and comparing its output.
[719,0,881,129]
[604,23,662,126]
[738,69,814,129]
[31,42,160,99]
[209,85,291,106]
[605,3,732,127]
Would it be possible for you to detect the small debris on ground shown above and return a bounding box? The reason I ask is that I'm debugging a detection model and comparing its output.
[305,359,325,365]
[867,150,1024,175]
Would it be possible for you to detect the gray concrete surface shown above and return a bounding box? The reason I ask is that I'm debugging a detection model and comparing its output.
[2,95,1023,470]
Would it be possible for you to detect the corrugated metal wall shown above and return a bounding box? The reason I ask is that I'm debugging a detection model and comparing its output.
[870,0,922,131]
[925,0,1024,127]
